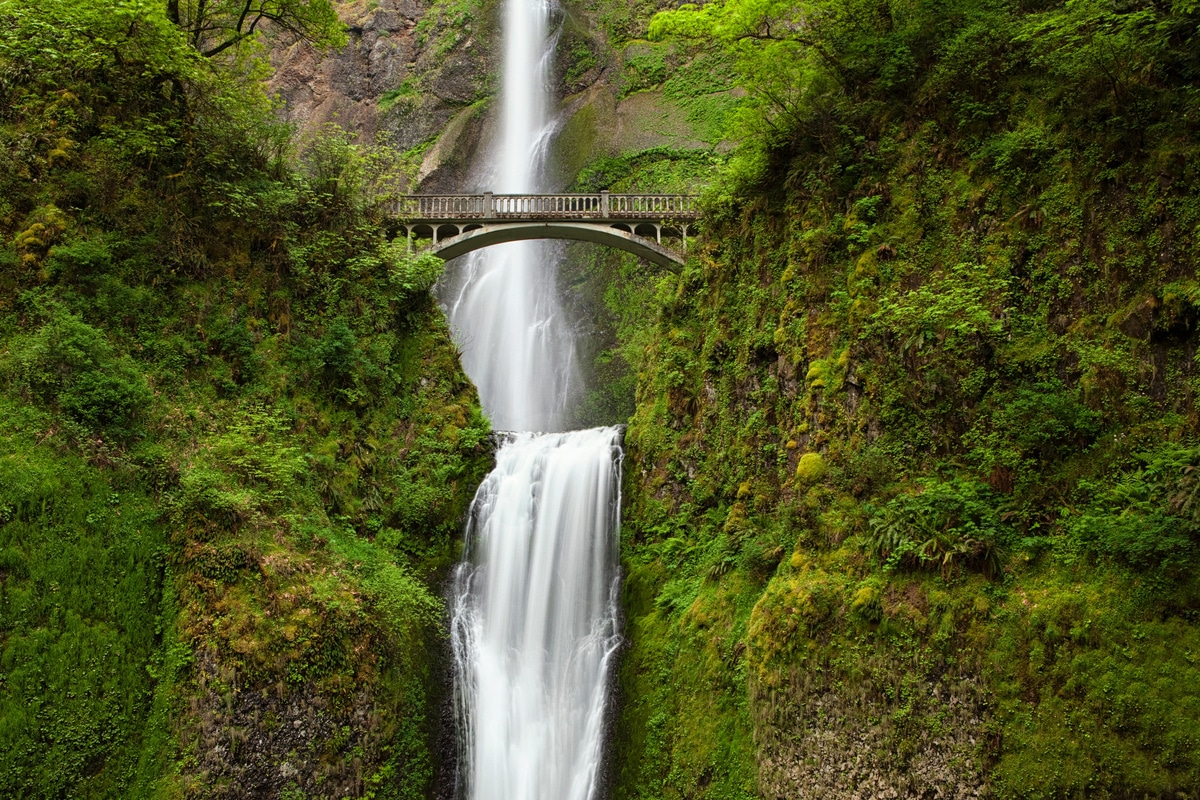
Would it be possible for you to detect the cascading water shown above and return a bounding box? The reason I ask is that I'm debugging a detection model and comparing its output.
[439,0,577,432]
[450,430,623,800]
[441,0,623,797]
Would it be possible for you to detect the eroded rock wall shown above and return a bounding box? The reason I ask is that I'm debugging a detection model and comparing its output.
[270,0,496,189]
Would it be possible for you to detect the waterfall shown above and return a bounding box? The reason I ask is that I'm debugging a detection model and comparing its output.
[440,0,577,433]
[440,0,623,797]
[450,431,623,800]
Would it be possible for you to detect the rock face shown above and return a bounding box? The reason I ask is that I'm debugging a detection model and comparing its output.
[269,0,496,189]
[272,0,417,141]
[753,677,989,800]
[186,650,383,799]
[268,0,721,193]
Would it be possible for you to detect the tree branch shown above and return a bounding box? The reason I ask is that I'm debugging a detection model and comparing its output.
[193,0,208,48]
[234,0,254,37]
[734,26,851,85]
[201,31,253,58]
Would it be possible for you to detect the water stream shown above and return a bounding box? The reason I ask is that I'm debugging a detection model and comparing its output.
[439,0,576,433]
[441,0,624,798]
[449,430,622,800]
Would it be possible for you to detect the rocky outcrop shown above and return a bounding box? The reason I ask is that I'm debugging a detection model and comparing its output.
[185,650,384,798]
[753,677,989,800]
[269,0,496,188]
[268,0,722,194]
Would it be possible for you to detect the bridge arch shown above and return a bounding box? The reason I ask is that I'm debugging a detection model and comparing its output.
[408,221,686,268]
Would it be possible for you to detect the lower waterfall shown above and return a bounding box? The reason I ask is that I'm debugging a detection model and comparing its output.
[450,429,623,800]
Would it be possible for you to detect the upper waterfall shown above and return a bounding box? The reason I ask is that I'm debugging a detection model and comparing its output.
[438,0,578,433]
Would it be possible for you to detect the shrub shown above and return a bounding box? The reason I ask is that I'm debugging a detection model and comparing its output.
[317,317,360,388]
[965,381,1102,484]
[212,315,260,386]
[43,237,113,281]
[13,205,68,266]
[867,477,1007,577]
[5,310,149,436]
[1068,445,1200,576]
[387,248,445,304]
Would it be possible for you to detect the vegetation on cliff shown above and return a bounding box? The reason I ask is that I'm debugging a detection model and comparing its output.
[0,2,489,797]
[5,0,1200,796]
[569,0,1200,796]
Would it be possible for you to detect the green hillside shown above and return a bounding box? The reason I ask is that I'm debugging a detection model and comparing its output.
[589,0,1200,796]
[0,2,489,797]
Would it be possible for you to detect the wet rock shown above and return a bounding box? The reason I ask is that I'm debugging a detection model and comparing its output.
[185,649,382,799]
[753,674,989,799]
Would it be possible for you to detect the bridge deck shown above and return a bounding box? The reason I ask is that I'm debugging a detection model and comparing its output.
[391,192,698,222]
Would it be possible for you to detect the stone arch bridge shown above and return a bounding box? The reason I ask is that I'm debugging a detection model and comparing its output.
[389,193,699,268]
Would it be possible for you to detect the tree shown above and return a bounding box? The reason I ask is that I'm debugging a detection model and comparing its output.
[166,0,346,58]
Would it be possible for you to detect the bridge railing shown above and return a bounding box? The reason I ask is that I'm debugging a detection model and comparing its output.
[607,194,695,217]
[393,195,488,217]
[391,193,699,220]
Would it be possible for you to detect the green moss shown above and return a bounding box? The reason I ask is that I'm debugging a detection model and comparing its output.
[804,360,829,390]
[550,100,601,186]
[794,452,826,482]
[620,42,671,97]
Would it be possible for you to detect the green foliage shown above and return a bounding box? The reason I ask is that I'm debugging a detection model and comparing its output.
[169,0,346,58]
[964,381,1102,489]
[563,32,600,88]
[572,146,724,193]
[990,579,1200,797]
[621,43,670,95]
[413,0,487,57]
[609,0,1200,793]
[324,526,444,648]
[660,48,743,143]
[0,2,491,796]
[0,401,171,798]
[317,317,361,388]
[868,263,1008,359]
[5,308,150,436]
[613,556,761,800]
[388,249,447,300]
[867,478,1007,576]
[0,0,199,86]
[1068,444,1200,576]
[378,79,421,113]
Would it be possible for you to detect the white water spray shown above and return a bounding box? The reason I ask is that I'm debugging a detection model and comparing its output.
[442,0,623,798]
